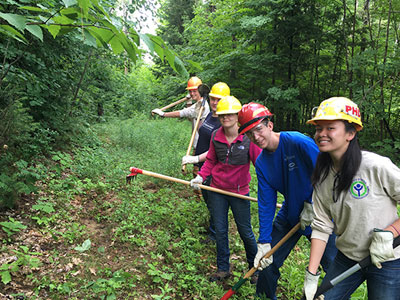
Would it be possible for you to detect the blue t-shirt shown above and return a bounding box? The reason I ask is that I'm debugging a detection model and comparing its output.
[256,131,319,243]
[195,112,221,169]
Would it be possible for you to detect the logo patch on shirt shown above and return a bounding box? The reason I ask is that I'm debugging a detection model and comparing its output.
[350,178,369,199]
[284,155,297,171]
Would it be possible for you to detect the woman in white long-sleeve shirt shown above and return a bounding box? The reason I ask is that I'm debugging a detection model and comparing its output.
[303,97,400,300]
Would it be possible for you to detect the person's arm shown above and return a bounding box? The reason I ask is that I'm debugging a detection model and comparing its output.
[303,237,327,300]
[256,162,278,243]
[385,219,400,238]
[304,186,334,300]
[181,151,208,166]
[253,162,277,270]
[163,111,181,118]
[309,189,335,240]
[198,151,208,162]
[308,238,327,273]
[380,158,400,237]
[160,104,197,119]
[368,157,400,267]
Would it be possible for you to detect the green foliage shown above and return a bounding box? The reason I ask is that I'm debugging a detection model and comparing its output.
[31,200,56,226]
[74,239,92,252]
[0,217,27,238]
[0,0,195,208]
[368,139,400,164]
[156,0,400,148]
[0,245,42,285]
[84,270,135,300]
[0,0,188,76]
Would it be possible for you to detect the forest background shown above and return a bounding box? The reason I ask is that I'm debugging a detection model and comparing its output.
[0,0,399,299]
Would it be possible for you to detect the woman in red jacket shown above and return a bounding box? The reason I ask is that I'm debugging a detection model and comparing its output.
[190,96,261,283]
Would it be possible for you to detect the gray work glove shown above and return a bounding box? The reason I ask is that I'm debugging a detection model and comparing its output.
[182,155,199,166]
[151,108,165,117]
[300,202,316,230]
[369,228,395,268]
[303,268,322,300]
[190,175,203,191]
[254,243,273,270]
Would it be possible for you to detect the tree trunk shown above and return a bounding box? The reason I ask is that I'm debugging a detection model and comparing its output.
[379,0,392,140]
[342,0,351,97]
[73,48,93,102]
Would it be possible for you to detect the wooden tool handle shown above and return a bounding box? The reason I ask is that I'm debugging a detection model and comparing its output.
[161,96,189,111]
[182,105,204,173]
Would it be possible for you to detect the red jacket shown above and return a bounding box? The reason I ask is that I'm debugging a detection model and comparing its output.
[198,127,262,195]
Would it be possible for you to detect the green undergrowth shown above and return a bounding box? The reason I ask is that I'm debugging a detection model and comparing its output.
[0,115,370,299]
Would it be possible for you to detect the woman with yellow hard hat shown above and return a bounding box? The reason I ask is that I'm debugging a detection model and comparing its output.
[303,97,400,299]
[190,96,261,283]
[181,82,230,243]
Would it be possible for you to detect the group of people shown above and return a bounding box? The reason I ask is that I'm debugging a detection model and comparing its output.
[151,77,400,299]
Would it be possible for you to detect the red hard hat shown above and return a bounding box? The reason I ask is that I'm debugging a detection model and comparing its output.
[238,102,273,135]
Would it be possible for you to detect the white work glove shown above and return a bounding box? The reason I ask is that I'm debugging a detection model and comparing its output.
[254,243,273,270]
[151,108,165,117]
[303,268,322,300]
[369,228,395,268]
[186,93,191,99]
[190,175,203,191]
[182,155,199,166]
[300,202,316,230]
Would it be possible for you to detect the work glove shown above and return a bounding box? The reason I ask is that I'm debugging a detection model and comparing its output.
[300,202,316,230]
[151,108,165,117]
[186,93,191,99]
[182,155,199,166]
[190,175,203,191]
[303,268,322,300]
[369,228,395,268]
[254,243,273,270]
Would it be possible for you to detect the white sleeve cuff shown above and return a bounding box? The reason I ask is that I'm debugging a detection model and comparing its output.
[311,230,330,243]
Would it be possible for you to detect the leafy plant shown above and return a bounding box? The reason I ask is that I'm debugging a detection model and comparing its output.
[147,263,174,284]
[74,239,92,252]
[151,283,175,300]
[0,245,42,285]
[31,201,56,226]
[84,270,135,300]
[0,217,27,238]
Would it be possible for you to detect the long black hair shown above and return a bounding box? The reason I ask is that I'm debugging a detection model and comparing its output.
[311,121,362,200]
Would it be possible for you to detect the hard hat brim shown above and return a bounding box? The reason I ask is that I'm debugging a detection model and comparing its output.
[216,109,241,115]
[208,93,223,98]
[238,116,268,135]
[307,117,363,131]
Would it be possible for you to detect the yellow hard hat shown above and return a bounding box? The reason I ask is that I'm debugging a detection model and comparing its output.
[186,76,202,90]
[307,97,363,131]
[216,96,242,115]
[209,82,230,98]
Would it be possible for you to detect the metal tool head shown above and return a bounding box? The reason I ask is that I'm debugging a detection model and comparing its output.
[198,84,210,98]
[126,167,142,184]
